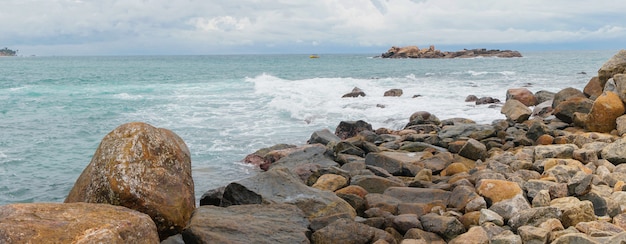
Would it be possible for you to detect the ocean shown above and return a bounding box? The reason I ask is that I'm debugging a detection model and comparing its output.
[0,50,617,205]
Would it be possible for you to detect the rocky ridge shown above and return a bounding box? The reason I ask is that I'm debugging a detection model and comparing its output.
[1,50,626,243]
[380,45,522,59]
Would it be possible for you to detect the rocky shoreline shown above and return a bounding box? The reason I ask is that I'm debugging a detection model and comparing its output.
[1,50,626,243]
[380,45,522,59]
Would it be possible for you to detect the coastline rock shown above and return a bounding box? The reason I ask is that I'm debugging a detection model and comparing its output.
[342,87,366,98]
[501,99,531,123]
[311,218,397,243]
[182,204,310,244]
[0,202,159,243]
[583,76,604,99]
[335,120,373,140]
[553,96,594,123]
[598,49,626,85]
[506,88,537,106]
[552,87,587,109]
[534,90,556,104]
[64,122,195,240]
[576,91,625,133]
[384,88,404,97]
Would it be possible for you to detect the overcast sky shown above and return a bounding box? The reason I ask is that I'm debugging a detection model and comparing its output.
[1,0,625,56]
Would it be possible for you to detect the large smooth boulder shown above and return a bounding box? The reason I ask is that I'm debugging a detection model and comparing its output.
[576,91,625,133]
[220,166,356,219]
[182,204,309,244]
[64,122,195,240]
[501,99,531,123]
[506,88,537,106]
[0,203,159,243]
[552,87,586,109]
[598,49,626,85]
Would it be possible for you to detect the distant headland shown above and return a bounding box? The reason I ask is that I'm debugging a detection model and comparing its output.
[0,47,18,57]
[380,45,522,59]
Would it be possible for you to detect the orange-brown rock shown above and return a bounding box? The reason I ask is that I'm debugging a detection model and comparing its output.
[476,179,523,204]
[335,185,369,198]
[536,134,554,145]
[506,88,538,106]
[65,122,195,240]
[312,174,348,192]
[0,203,159,243]
[583,76,603,99]
[577,91,625,133]
[441,162,469,176]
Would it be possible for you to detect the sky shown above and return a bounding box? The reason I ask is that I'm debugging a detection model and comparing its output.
[1,0,625,56]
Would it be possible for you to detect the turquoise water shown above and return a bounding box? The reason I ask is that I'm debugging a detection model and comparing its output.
[0,50,617,205]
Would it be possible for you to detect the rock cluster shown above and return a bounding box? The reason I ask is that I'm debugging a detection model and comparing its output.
[2,50,626,243]
[380,45,522,59]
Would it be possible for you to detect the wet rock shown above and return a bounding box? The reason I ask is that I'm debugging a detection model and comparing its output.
[506,88,537,106]
[501,99,531,123]
[64,122,194,240]
[335,120,373,140]
[182,204,309,244]
[0,202,159,243]
[308,128,341,145]
[465,95,479,102]
[199,186,225,206]
[419,213,466,241]
[384,88,404,97]
[405,111,441,127]
[476,96,501,105]
[311,218,396,244]
[269,144,339,173]
[342,87,366,98]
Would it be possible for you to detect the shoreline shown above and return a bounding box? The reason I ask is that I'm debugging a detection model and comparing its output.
[1,50,626,243]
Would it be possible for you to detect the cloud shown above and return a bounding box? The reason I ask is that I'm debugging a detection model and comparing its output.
[1,0,625,55]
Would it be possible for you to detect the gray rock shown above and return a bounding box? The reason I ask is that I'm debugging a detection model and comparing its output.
[311,218,396,244]
[488,194,531,221]
[601,137,626,165]
[479,208,504,226]
[182,204,310,244]
[419,213,466,241]
[551,233,601,244]
[384,88,403,97]
[351,175,405,194]
[552,87,586,109]
[391,214,422,234]
[335,120,373,140]
[458,138,487,161]
[534,144,578,161]
[438,124,496,141]
[383,187,451,205]
[308,128,341,145]
[491,230,523,244]
[598,49,626,85]
[550,197,596,228]
[508,206,562,231]
[365,151,427,176]
[222,167,356,219]
[518,226,549,244]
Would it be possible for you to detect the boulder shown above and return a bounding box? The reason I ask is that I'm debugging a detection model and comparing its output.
[506,88,537,106]
[535,90,556,104]
[0,203,159,243]
[384,88,404,97]
[335,120,373,140]
[616,114,626,136]
[384,187,451,205]
[552,87,587,109]
[342,87,366,98]
[601,137,626,165]
[221,167,356,220]
[577,91,625,133]
[311,218,396,243]
[533,144,578,161]
[312,174,348,192]
[308,128,341,145]
[448,226,489,244]
[476,96,501,105]
[488,194,531,221]
[614,74,626,103]
[507,206,562,231]
[479,209,504,226]
[182,204,309,244]
[64,122,195,240]
[553,96,594,123]
[365,151,427,176]
[583,76,604,99]
[351,175,405,194]
[550,197,596,228]
[501,99,531,123]
[476,179,523,205]
[598,49,626,85]
[419,213,466,241]
[551,233,602,244]
[458,138,487,161]
[517,226,549,244]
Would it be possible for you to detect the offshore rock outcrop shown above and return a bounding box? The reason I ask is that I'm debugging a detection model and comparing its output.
[380,45,522,59]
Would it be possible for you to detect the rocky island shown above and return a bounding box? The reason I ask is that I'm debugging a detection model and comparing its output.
[0,47,17,57]
[381,45,522,59]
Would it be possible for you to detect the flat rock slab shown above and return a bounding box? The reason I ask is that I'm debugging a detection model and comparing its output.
[0,202,159,244]
[183,204,310,244]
